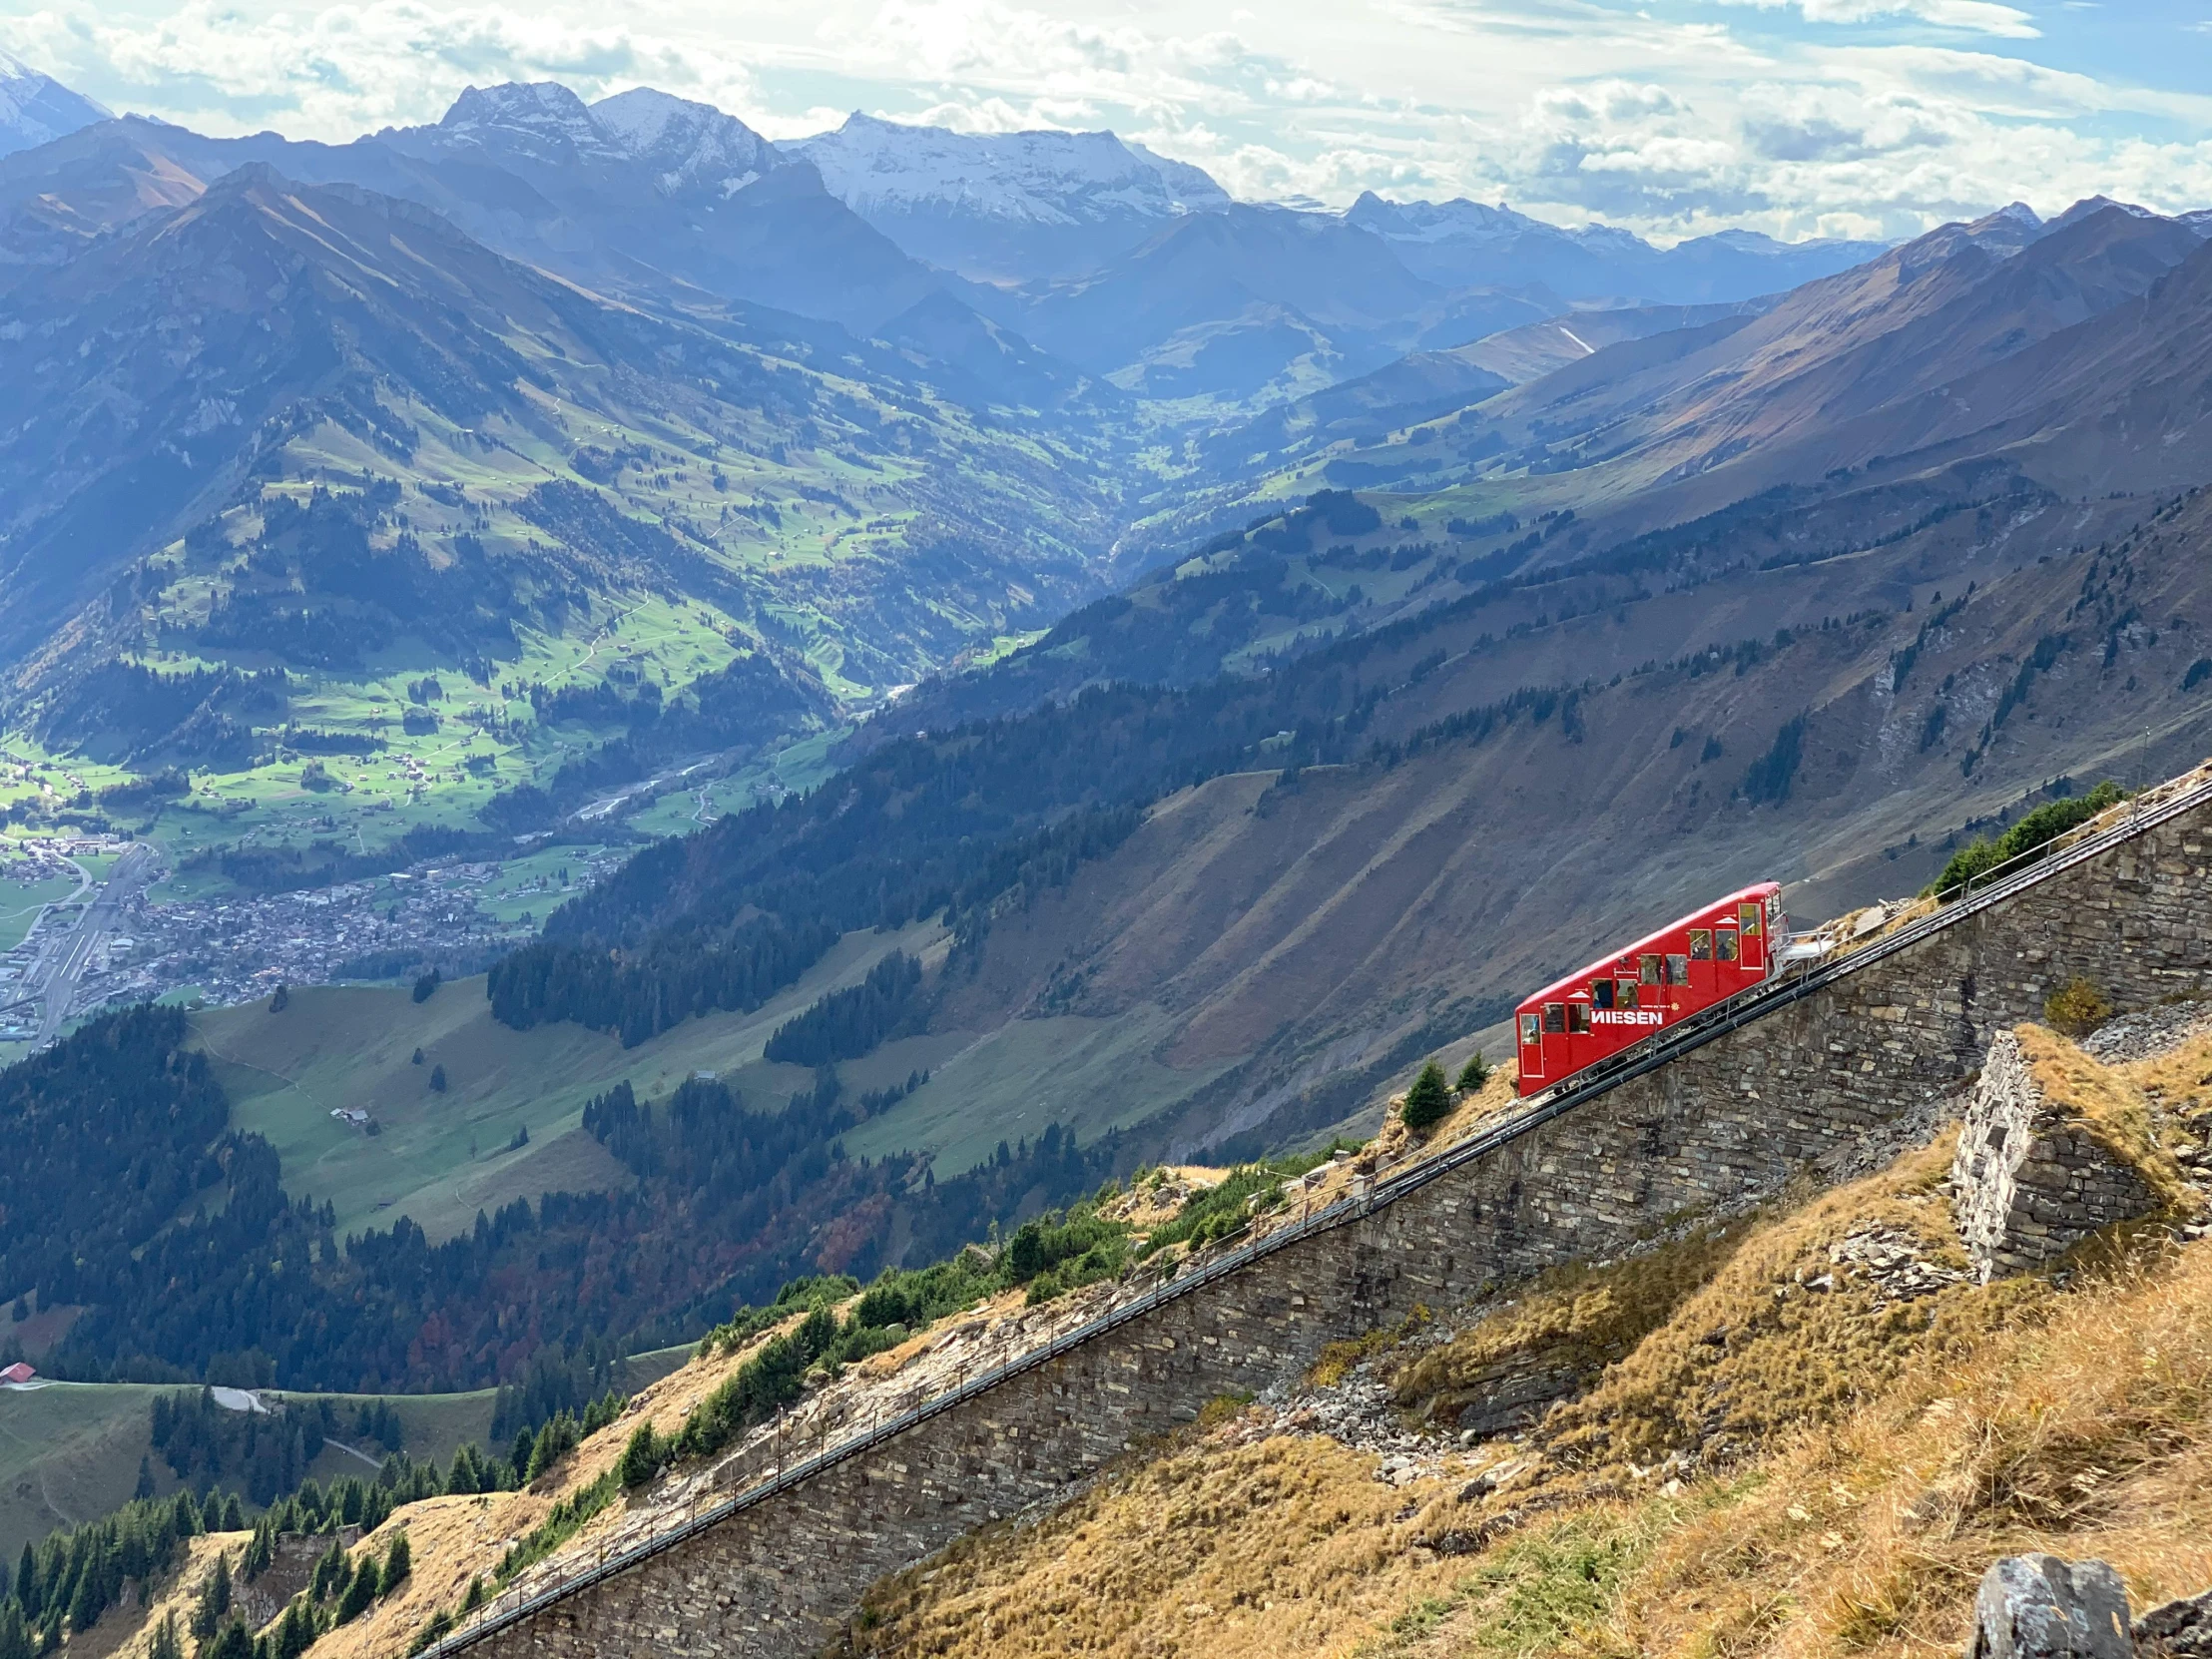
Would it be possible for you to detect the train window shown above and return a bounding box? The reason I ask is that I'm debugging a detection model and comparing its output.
[1689,929,1711,959]
[1667,953,1689,984]
[1542,1003,1566,1033]
[1567,1003,1591,1034]
[1740,902,1762,935]
[1520,1013,1540,1046]
[1617,979,1639,1010]
[1639,953,1661,985]
[1592,979,1615,1010]
[1717,929,1740,962]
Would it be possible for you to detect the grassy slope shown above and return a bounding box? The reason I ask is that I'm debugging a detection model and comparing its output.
[47,1021,2212,1659]
[191,921,944,1239]
[839,1036,2212,1659]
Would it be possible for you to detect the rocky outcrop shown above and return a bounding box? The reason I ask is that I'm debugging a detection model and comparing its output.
[1952,1029,2166,1282]
[1970,1555,2133,1658]
[1968,1557,2212,1658]
[2138,1586,2212,1657]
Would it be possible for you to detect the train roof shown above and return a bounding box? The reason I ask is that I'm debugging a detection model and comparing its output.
[1517,881,1783,1010]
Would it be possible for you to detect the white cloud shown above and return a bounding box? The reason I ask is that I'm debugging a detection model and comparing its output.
[0,0,2205,241]
[1721,0,2041,39]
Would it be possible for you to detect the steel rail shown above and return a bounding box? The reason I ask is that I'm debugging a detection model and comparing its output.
[423,772,2212,1656]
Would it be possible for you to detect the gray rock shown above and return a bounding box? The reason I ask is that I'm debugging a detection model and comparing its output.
[1968,1555,2132,1659]
[2138,1586,2212,1657]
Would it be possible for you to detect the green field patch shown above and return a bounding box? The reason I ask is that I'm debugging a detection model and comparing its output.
[0,1340,690,1561]
[842,1003,1240,1177]
[0,875,79,953]
[192,920,946,1238]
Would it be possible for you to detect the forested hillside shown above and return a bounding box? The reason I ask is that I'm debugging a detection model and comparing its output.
[11,1009,1113,1392]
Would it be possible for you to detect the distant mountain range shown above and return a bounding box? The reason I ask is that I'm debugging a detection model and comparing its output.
[0,71,1896,418]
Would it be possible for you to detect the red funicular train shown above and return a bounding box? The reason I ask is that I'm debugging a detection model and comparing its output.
[1514,882,1787,1096]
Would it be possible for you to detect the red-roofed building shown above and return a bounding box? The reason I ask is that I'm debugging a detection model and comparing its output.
[0,1364,35,1384]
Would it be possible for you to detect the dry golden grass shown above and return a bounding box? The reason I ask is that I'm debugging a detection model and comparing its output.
[2014,1024,2191,1209]
[1534,1141,2042,1481]
[842,1426,1491,1659]
[76,1031,2212,1659]
[844,1051,2212,1659]
[1610,1233,2212,1658]
[84,1532,249,1659]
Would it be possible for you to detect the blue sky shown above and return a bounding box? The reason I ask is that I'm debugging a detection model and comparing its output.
[3,0,2207,239]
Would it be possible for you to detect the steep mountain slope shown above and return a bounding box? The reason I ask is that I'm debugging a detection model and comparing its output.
[0,165,1123,846]
[0,90,942,341]
[787,112,1230,281]
[499,452,2212,1166]
[0,51,104,160]
[1155,201,2209,566]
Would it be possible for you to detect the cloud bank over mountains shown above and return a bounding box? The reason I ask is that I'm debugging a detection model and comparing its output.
[0,0,2207,242]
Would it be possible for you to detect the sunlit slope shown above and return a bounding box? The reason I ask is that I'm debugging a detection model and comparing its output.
[191,922,940,1237]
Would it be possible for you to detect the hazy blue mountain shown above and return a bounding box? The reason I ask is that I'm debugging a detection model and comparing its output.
[1345,192,1890,304]
[788,112,1230,281]
[0,86,942,338]
[0,51,105,160]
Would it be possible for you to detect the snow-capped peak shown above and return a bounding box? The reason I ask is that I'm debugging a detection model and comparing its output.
[437,82,627,163]
[784,112,1230,227]
[0,49,110,161]
[588,88,778,198]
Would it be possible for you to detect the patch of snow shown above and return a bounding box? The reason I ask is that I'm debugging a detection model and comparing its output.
[436,82,627,165]
[0,49,109,160]
[211,1386,270,1414]
[589,88,776,197]
[785,112,1230,227]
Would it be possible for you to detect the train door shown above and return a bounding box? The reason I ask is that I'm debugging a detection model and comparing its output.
[1737,900,1766,971]
[1715,920,1742,979]
[1518,1009,1543,1081]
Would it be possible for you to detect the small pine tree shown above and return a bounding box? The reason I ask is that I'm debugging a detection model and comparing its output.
[218,1491,245,1532]
[147,1612,183,1659]
[244,1516,275,1581]
[190,1551,232,1640]
[382,1529,410,1590]
[269,983,289,1012]
[1454,1052,1490,1093]
[134,1454,156,1501]
[617,1421,662,1489]
[410,1047,424,1066]
[429,1064,447,1093]
[271,1601,316,1659]
[1399,1061,1451,1135]
[460,1577,485,1613]
[202,1618,255,1659]
[335,1557,378,1624]
[309,1538,349,1604]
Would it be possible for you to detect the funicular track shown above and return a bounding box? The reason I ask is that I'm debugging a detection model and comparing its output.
[427,774,2212,1656]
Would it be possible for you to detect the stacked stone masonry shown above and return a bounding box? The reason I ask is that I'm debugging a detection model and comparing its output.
[1952,1029,2164,1281]
[453,804,2212,1659]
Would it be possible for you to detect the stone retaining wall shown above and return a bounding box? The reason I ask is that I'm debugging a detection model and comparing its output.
[452,798,2212,1659]
[1952,1030,2165,1280]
